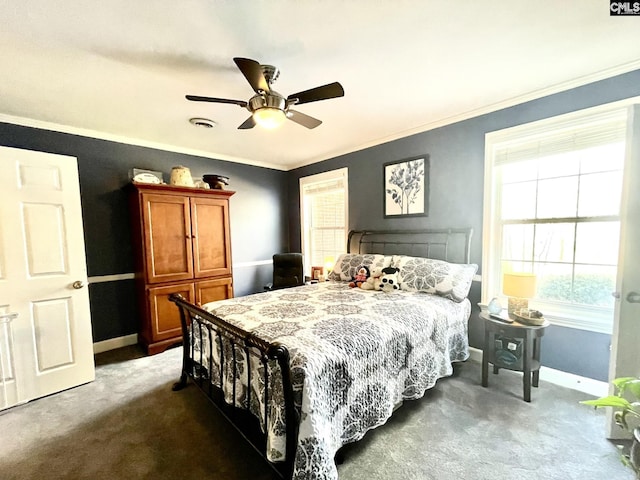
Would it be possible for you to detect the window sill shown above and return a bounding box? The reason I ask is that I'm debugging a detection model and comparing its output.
[478,299,614,334]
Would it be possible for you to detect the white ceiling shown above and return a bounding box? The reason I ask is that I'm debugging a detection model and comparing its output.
[1,1,639,171]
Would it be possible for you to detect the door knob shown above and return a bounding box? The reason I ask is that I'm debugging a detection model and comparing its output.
[72,280,85,289]
[626,291,640,303]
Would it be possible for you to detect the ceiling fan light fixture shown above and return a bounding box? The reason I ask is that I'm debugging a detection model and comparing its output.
[253,107,286,129]
[186,57,344,130]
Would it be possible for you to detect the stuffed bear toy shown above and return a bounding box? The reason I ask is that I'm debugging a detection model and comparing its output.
[377,266,400,292]
[349,265,370,288]
[360,266,383,290]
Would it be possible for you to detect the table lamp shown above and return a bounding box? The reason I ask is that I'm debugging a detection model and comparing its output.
[324,256,335,276]
[503,273,537,318]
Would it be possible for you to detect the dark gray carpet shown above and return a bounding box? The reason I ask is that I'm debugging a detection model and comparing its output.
[0,345,631,480]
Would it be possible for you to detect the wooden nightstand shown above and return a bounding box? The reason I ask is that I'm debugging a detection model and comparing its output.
[480,311,550,402]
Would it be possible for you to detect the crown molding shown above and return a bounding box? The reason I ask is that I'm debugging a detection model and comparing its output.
[292,59,640,170]
[0,112,288,171]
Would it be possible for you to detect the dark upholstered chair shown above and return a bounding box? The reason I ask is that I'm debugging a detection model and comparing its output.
[265,253,304,291]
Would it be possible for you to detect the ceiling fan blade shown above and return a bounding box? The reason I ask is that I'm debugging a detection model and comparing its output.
[186,95,247,107]
[238,116,256,129]
[287,82,344,106]
[287,110,322,129]
[233,57,270,94]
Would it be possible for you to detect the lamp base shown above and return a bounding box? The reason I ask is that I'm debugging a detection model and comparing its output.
[508,297,528,319]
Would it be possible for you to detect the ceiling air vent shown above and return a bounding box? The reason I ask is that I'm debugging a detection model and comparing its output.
[189,117,216,128]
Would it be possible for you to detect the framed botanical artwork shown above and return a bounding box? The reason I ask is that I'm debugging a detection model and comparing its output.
[383,155,430,218]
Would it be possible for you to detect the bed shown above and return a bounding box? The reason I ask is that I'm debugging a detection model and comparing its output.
[170,228,476,480]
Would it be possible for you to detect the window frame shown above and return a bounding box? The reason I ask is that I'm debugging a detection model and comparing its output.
[299,168,349,277]
[482,106,629,334]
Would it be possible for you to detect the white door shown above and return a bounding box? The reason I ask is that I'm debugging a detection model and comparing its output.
[608,104,640,437]
[0,146,95,410]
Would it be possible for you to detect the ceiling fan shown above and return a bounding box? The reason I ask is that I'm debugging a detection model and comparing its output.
[186,57,344,130]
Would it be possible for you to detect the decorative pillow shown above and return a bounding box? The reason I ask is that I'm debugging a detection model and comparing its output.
[328,254,392,282]
[392,255,477,302]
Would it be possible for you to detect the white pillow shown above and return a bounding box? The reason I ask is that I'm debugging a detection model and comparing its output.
[392,255,477,302]
[328,254,392,282]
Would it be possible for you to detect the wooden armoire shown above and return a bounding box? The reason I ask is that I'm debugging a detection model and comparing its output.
[129,183,234,354]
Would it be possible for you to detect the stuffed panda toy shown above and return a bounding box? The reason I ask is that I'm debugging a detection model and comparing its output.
[377,266,400,292]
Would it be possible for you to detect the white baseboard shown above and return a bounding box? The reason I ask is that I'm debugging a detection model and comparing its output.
[93,334,138,354]
[468,346,484,363]
[468,346,608,397]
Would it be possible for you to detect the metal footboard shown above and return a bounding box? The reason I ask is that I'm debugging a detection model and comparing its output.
[169,293,298,479]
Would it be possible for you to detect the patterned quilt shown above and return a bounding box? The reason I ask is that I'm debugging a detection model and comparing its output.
[196,281,470,480]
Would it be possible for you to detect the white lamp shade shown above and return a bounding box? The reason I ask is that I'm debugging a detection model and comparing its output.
[503,273,537,298]
[324,256,335,273]
[253,108,286,129]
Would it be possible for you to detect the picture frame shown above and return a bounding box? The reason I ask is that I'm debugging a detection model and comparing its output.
[311,266,324,281]
[383,155,429,218]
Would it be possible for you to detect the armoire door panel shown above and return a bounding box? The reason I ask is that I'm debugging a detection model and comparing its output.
[148,283,194,342]
[196,277,233,306]
[191,197,232,278]
[143,194,193,283]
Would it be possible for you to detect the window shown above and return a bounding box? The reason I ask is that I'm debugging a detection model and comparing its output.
[300,168,348,277]
[483,108,628,333]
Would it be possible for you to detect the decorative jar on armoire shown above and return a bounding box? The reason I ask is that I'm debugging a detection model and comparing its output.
[128,182,235,354]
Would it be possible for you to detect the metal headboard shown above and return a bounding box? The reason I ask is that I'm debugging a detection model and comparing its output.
[347,228,473,264]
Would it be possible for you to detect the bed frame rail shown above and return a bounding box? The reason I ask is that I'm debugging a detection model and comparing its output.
[170,293,298,479]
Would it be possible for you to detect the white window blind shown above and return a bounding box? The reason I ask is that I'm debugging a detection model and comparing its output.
[300,169,348,276]
[494,110,627,166]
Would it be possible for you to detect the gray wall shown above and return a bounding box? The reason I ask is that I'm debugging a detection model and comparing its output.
[287,68,640,381]
[0,123,289,342]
